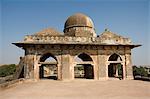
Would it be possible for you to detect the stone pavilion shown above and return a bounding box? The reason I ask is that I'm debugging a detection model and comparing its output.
[13,13,141,81]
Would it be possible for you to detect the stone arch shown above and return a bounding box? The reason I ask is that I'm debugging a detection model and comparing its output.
[75,52,93,62]
[108,53,122,61]
[107,53,123,80]
[74,52,94,79]
[40,53,58,63]
[39,53,58,80]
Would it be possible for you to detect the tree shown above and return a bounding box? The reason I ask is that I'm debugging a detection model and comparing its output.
[139,66,148,77]
[133,65,140,76]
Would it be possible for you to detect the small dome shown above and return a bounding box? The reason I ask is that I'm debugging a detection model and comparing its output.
[64,13,94,29]
[34,28,62,36]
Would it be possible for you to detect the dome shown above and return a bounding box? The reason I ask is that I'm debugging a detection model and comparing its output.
[64,13,96,37]
[64,13,94,29]
[34,28,62,36]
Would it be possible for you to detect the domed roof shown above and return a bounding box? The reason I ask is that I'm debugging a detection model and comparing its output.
[34,28,62,36]
[64,13,94,29]
[99,29,123,38]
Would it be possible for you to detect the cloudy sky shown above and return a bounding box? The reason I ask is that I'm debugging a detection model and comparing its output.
[0,0,149,65]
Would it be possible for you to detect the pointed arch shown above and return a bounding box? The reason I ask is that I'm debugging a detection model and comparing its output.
[108,53,122,61]
[39,53,58,80]
[74,52,94,79]
[107,53,123,79]
[75,52,93,62]
[40,53,57,63]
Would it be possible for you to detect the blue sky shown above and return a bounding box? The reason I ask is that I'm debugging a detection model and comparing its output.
[0,0,149,65]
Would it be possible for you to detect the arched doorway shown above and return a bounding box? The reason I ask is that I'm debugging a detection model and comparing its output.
[108,53,123,79]
[39,53,58,80]
[74,53,94,79]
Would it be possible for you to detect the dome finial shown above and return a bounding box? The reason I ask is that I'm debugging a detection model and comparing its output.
[105,28,110,32]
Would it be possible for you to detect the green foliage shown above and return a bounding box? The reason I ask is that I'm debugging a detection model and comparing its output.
[0,64,16,77]
[140,67,148,77]
[133,66,140,76]
[133,66,148,77]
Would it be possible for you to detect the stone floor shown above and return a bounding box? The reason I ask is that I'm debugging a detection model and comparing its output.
[0,79,150,99]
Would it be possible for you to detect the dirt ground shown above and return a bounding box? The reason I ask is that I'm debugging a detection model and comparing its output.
[0,79,150,99]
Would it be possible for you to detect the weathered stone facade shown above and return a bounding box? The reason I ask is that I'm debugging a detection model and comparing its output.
[13,13,141,81]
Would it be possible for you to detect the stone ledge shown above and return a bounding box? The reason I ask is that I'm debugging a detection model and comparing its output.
[0,78,25,89]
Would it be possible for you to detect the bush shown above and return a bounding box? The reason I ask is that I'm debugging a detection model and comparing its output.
[0,64,16,77]
[140,67,148,77]
[133,66,148,77]
[133,66,140,76]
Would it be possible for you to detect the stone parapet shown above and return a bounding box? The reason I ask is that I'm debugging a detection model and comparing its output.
[24,35,131,45]
[0,78,24,89]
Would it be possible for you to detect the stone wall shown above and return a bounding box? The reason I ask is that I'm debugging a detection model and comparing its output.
[21,44,133,81]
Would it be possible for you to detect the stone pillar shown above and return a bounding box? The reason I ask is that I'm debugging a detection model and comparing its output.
[24,55,35,80]
[122,64,126,79]
[33,55,41,81]
[57,63,61,80]
[125,49,133,79]
[70,56,75,80]
[98,50,108,80]
[92,56,99,80]
[61,50,71,80]
[55,55,62,80]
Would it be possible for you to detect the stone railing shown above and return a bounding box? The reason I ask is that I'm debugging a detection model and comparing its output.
[24,35,93,43]
[95,37,131,44]
[24,35,131,44]
[0,75,14,84]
